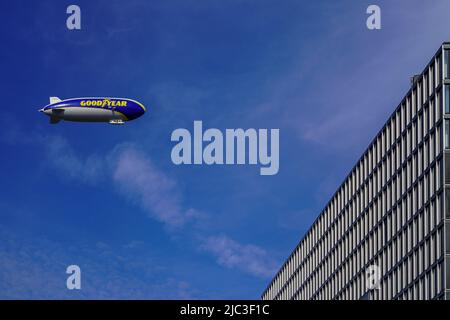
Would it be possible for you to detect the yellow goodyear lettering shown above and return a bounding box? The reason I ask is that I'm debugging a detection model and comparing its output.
[101,99,110,108]
[79,99,128,108]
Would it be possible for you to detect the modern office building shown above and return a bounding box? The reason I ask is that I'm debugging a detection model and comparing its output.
[262,43,450,300]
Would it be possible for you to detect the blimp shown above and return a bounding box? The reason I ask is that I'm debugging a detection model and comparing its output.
[38,97,146,124]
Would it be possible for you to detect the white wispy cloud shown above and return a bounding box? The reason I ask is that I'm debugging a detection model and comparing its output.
[201,235,277,279]
[45,135,105,184]
[36,135,193,228]
[110,144,188,228]
[1,121,277,280]
[108,145,277,278]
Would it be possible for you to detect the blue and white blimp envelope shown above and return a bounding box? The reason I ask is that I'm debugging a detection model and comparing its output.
[39,97,146,124]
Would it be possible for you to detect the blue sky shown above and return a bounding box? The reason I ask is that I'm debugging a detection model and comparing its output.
[1,0,450,299]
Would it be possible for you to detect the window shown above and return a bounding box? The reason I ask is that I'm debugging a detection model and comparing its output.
[446,189,450,219]
[445,85,450,114]
[437,55,442,87]
[446,120,450,149]
[446,256,450,290]
[446,223,450,255]
[445,50,450,79]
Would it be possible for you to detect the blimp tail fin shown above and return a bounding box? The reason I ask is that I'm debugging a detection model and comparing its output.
[49,97,62,104]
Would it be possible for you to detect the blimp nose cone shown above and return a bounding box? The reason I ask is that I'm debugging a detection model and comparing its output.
[39,108,52,116]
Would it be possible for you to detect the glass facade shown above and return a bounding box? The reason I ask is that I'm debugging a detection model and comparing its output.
[262,44,450,300]
[445,47,450,302]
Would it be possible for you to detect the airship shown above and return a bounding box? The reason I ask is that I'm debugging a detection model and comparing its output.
[39,97,146,124]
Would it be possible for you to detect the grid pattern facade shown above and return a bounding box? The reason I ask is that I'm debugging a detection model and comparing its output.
[262,43,450,300]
